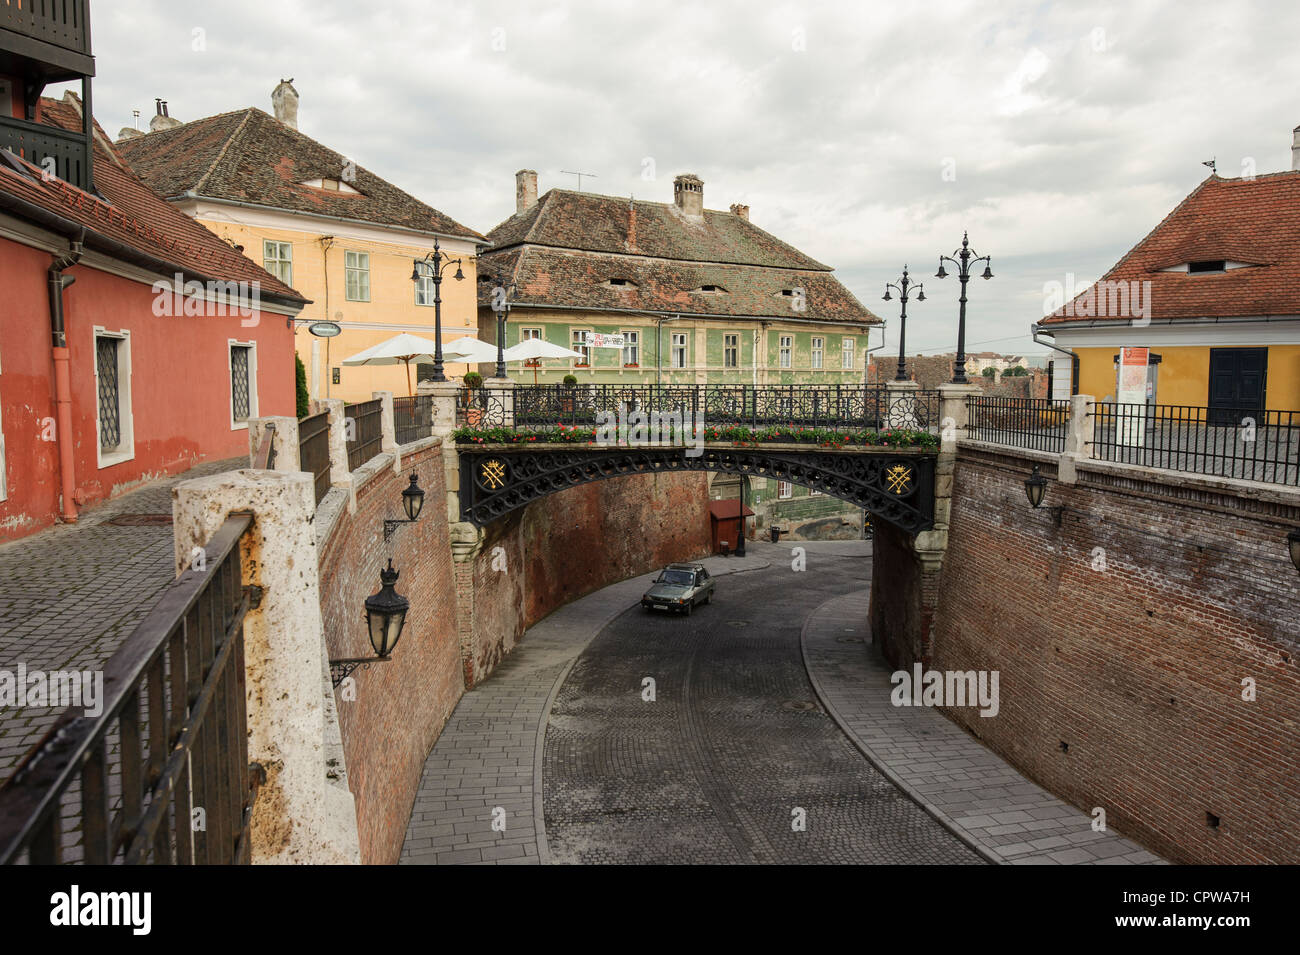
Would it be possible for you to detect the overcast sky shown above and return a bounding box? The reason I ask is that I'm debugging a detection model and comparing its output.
[68,0,1300,358]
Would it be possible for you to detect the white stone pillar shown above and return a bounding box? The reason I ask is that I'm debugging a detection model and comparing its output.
[1059,393,1095,484]
[937,382,982,451]
[171,469,361,865]
[247,415,300,472]
[420,379,462,439]
[312,397,355,513]
[373,390,399,473]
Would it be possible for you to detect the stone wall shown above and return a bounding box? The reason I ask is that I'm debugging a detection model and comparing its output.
[929,443,1300,864]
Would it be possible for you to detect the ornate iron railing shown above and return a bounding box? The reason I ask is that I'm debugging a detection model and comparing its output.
[0,515,263,864]
[298,411,331,505]
[967,396,1070,453]
[393,395,434,445]
[1093,403,1299,486]
[344,398,383,471]
[462,384,941,433]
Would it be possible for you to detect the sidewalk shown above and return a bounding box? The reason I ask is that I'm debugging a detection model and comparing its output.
[0,458,241,782]
[399,550,773,864]
[801,590,1166,865]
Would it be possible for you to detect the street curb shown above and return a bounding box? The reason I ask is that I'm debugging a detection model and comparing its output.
[798,590,1004,866]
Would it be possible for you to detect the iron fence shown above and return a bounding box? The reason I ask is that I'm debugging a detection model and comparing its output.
[298,411,331,505]
[967,396,1071,453]
[344,398,383,471]
[1093,403,1300,486]
[0,515,263,865]
[463,384,941,433]
[393,394,435,445]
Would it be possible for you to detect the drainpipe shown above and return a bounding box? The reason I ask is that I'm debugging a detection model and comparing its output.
[655,313,682,385]
[1031,322,1078,397]
[866,325,887,385]
[49,231,86,523]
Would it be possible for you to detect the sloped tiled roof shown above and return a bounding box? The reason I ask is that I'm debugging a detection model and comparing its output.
[0,95,306,307]
[117,108,483,242]
[1042,172,1300,324]
[479,189,876,324]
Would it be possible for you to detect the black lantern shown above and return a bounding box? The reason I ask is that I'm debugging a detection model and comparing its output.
[384,472,425,541]
[364,559,409,657]
[1288,528,1300,575]
[1024,465,1048,509]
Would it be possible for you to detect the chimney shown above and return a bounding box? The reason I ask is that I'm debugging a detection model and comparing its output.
[516,169,538,214]
[729,203,749,221]
[673,174,704,217]
[272,78,299,130]
[117,127,144,142]
[1292,125,1300,171]
[148,98,181,132]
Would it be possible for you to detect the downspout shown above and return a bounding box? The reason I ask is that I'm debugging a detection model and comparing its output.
[1031,322,1079,396]
[866,325,886,385]
[655,313,682,385]
[49,230,86,523]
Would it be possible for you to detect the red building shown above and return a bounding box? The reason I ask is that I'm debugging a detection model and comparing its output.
[0,3,307,540]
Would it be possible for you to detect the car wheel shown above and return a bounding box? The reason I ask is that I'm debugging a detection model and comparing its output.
[684,601,693,617]
[705,590,712,605]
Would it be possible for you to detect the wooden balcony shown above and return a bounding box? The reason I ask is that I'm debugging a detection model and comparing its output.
[0,0,95,82]
[0,113,89,190]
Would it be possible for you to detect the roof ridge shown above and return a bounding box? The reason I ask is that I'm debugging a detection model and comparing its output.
[192,108,256,195]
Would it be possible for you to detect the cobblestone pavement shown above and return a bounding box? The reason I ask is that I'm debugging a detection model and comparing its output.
[542,549,981,864]
[802,588,1166,865]
[0,458,241,783]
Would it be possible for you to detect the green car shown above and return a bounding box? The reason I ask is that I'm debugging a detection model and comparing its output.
[641,563,715,615]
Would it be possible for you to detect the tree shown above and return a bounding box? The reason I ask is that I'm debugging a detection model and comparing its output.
[295,353,310,418]
[1002,365,1029,377]
[981,366,996,378]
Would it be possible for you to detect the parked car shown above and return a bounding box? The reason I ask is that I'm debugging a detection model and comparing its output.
[641,563,715,615]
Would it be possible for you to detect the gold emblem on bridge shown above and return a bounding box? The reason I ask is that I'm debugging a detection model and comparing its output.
[885,463,914,495]
[480,459,507,490]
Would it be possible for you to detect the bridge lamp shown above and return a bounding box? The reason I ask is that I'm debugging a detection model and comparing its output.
[329,558,411,687]
[383,473,426,541]
[1288,528,1300,575]
[1024,465,1049,509]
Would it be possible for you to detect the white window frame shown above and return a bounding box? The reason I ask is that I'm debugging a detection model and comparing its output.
[724,333,739,369]
[779,335,792,369]
[262,240,292,286]
[414,261,435,306]
[521,327,543,341]
[671,332,688,369]
[622,329,640,366]
[777,480,793,499]
[93,327,134,470]
[571,328,592,367]
[228,339,259,431]
[345,250,370,302]
[841,337,854,369]
[811,336,824,370]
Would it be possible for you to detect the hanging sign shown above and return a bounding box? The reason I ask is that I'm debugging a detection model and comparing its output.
[1117,346,1149,447]
[583,332,626,349]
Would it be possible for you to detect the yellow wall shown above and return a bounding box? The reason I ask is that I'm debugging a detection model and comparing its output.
[1075,344,1299,411]
[200,219,480,402]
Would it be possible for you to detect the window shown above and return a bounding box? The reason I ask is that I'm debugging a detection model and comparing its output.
[572,329,591,366]
[263,240,292,285]
[724,333,739,369]
[93,329,133,468]
[622,330,639,366]
[229,341,258,428]
[414,261,434,306]
[608,277,634,287]
[345,251,370,301]
[521,327,542,341]
[671,333,688,369]
[779,335,792,369]
[811,337,824,369]
[778,481,793,499]
[841,337,854,369]
[1188,260,1227,273]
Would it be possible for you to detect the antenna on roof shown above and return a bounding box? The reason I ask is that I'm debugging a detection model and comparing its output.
[560,170,598,191]
[1202,157,1216,173]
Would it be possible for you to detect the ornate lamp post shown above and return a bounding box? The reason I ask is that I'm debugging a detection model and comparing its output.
[882,266,925,381]
[935,232,993,384]
[410,238,465,383]
[478,271,517,380]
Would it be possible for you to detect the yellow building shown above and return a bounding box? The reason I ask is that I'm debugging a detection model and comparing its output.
[118,84,485,402]
[1036,166,1300,414]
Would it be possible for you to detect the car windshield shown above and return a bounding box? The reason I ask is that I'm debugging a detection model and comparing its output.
[657,570,695,585]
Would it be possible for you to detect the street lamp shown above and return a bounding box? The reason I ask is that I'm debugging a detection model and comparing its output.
[1023,465,1064,526]
[883,265,925,381]
[936,231,993,384]
[410,238,465,383]
[329,559,411,687]
[382,472,426,542]
[478,270,518,380]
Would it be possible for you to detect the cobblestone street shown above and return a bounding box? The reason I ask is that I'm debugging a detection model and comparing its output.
[0,459,241,783]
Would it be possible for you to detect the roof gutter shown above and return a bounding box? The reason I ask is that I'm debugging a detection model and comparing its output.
[493,300,880,330]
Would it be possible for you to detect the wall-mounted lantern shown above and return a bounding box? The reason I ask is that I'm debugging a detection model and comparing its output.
[1023,465,1064,526]
[1288,528,1300,575]
[330,559,410,687]
[383,473,425,541]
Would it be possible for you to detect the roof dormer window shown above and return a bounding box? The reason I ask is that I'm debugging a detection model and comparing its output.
[1187,260,1226,273]
[299,177,362,195]
[696,284,726,293]
[607,277,633,287]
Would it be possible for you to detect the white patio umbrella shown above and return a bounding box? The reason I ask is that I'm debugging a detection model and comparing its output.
[503,338,586,384]
[340,332,442,396]
[441,336,502,366]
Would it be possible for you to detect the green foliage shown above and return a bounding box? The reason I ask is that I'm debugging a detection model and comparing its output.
[463,371,484,388]
[981,366,997,378]
[562,374,578,386]
[295,353,310,418]
[1002,365,1029,377]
